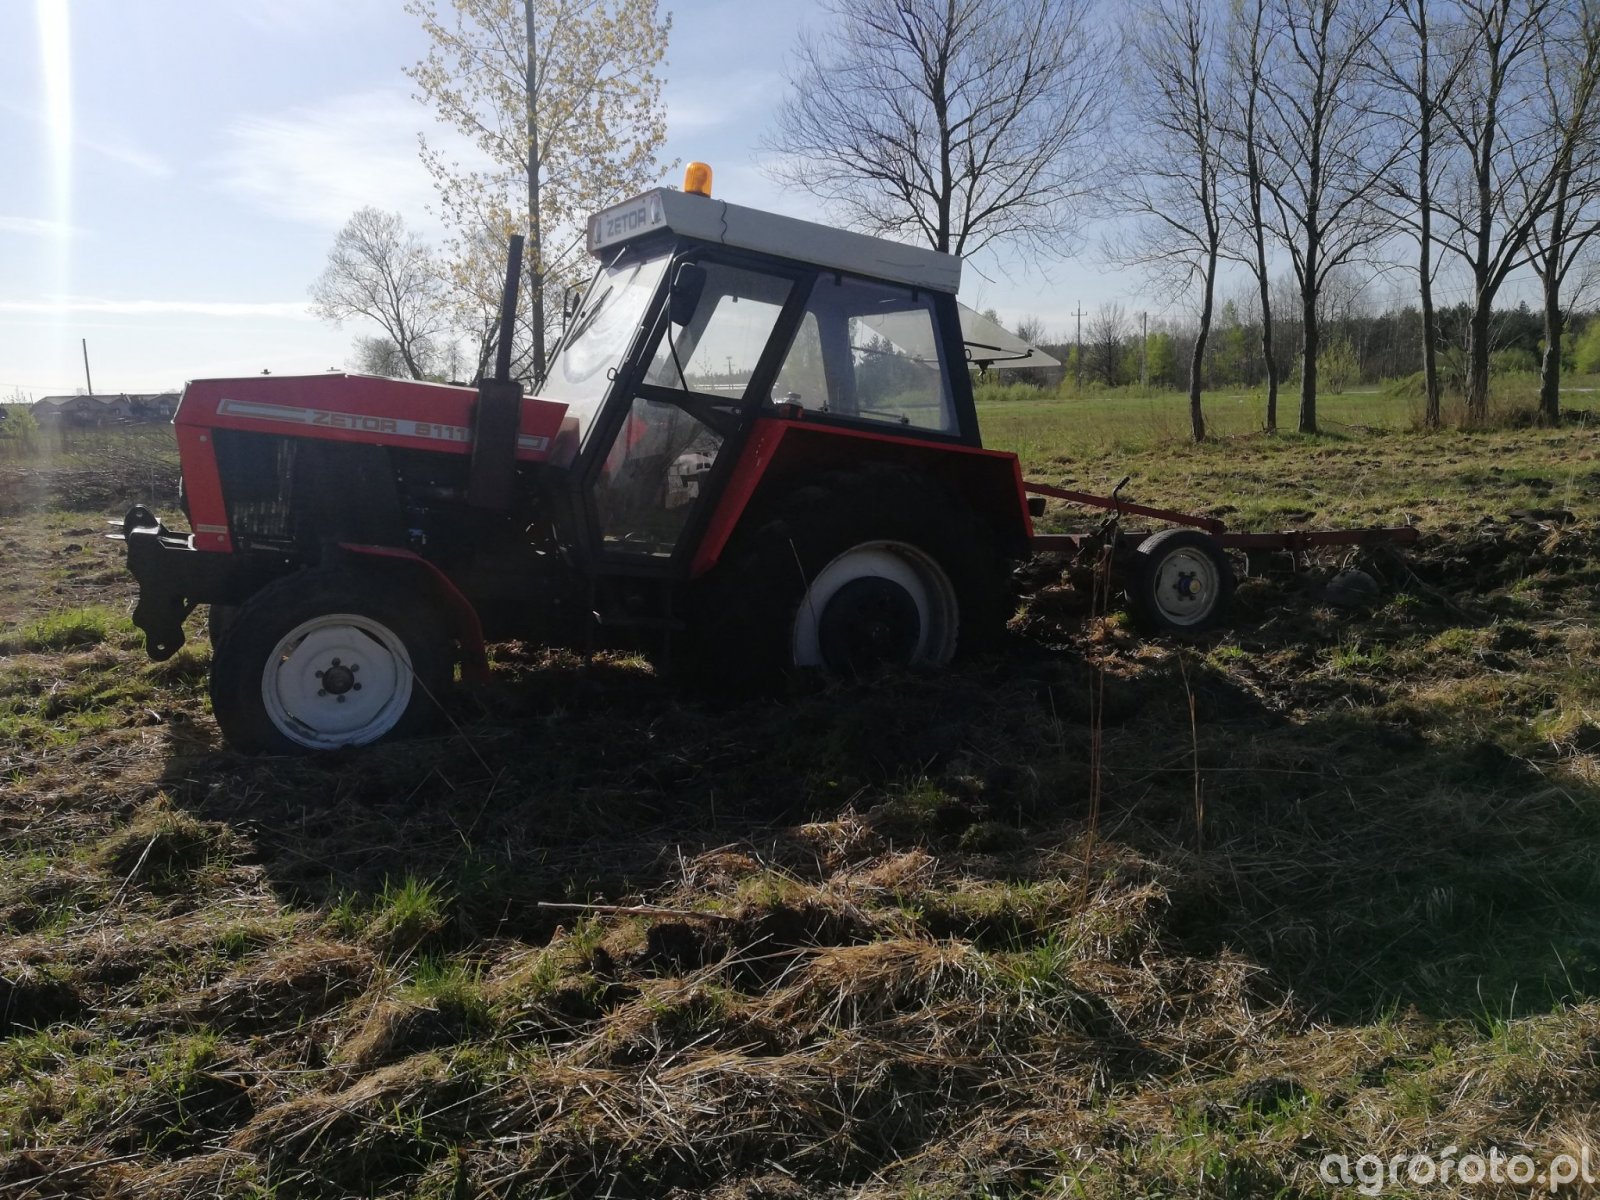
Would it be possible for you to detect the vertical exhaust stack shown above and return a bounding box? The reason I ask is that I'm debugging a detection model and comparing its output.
[466,235,526,509]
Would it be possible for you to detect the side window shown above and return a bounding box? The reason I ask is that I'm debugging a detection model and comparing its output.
[775,276,954,433]
[773,311,826,408]
[646,263,792,398]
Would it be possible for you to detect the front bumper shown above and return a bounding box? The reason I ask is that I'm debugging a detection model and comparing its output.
[112,506,248,660]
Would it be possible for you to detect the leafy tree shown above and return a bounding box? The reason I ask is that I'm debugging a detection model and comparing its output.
[1318,335,1358,393]
[406,0,671,382]
[1573,315,1600,372]
[764,0,1109,259]
[0,405,38,445]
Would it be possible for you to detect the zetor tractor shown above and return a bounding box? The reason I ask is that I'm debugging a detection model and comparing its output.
[118,165,1368,754]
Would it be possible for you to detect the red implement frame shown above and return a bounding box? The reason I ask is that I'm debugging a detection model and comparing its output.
[1022,481,1420,555]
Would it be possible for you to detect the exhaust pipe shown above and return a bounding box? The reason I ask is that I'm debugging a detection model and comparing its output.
[466,234,525,509]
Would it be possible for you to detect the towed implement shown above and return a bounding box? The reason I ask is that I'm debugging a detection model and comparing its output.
[116,165,1417,753]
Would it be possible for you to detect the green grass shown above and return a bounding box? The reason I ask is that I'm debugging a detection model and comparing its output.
[0,605,130,654]
[3,404,1600,1197]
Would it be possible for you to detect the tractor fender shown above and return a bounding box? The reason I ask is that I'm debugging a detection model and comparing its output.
[336,543,490,685]
[690,418,1033,578]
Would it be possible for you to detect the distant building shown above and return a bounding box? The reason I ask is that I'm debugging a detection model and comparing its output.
[32,392,179,427]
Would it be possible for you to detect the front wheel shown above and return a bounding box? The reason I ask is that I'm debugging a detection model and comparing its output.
[1126,529,1235,633]
[209,570,450,754]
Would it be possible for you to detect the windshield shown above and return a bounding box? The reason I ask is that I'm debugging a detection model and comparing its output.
[540,251,670,440]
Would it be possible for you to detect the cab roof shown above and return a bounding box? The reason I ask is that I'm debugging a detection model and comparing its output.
[586,188,963,295]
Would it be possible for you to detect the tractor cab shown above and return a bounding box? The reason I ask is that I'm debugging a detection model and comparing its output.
[535,170,983,571]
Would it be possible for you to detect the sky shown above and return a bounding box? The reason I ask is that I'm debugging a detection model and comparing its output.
[0,0,1548,400]
[0,0,1163,398]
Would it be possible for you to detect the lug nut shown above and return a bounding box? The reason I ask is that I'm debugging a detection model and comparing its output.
[315,669,324,679]
[331,658,341,667]
[317,689,327,696]
[353,683,363,691]
[336,695,346,703]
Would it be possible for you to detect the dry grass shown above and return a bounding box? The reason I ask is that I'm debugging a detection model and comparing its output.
[2,417,1600,1196]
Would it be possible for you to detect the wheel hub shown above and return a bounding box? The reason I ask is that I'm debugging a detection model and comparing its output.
[817,577,921,673]
[1173,572,1203,601]
[316,659,359,698]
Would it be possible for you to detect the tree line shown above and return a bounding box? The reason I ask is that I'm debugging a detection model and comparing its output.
[313,0,1600,441]
[767,0,1600,436]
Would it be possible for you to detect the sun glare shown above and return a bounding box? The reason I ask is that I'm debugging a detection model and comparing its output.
[37,0,73,345]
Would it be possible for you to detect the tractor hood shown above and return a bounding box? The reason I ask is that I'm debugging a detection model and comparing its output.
[175,373,573,465]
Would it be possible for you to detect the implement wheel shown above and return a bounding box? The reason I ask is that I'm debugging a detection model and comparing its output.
[1127,529,1234,634]
[210,570,449,754]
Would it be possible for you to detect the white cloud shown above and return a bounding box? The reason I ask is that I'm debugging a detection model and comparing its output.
[77,133,170,179]
[0,215,84,238]
[0,99,171,179]
[0,297,312,319]
[216,89,471,231]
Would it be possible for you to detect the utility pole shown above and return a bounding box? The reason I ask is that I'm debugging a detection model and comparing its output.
[1140,311,1148,391]
[81,338,94,395]
[1072,306,1086,391]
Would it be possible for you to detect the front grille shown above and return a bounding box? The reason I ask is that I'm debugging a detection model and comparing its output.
[214,430,295,546]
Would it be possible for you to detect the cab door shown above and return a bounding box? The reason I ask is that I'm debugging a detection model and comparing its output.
[584,258,802,565]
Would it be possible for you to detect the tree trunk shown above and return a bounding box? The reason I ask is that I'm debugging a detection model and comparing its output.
[1465,283,1491,424]
[1537,172,1572,426]
[1258,275,1278,433]
[1245,91,1277,432]
[1190,256,1216,443]
[524,0,546,385]
[1540,271,1562,424]
[1299,286,1319,434]
[1416,12,1441,431]
[1419,273,1441,429]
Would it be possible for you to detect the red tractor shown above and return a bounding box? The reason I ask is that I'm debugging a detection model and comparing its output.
[118,167,1412,753]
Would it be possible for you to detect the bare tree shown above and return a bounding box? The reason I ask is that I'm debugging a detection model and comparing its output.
[1221,0,1283,431]
[1251,0,1404,434]
[310,208,447,381]
[1433,0,1568,423]
[1529,1,1600,422]
[1375,0,1470,429]
[764,0,1110,259]
[1111,0,1226,441]
[1088,303,1130,385]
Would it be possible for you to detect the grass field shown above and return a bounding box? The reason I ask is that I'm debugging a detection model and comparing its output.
[3,395,1600,1197]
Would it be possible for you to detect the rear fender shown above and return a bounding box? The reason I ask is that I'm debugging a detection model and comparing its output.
[691,418,1032,577]
[336,544,489,685]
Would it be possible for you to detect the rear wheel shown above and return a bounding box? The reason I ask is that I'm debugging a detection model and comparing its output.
[210,570,449,754]
[690,468,1010,691]
[1126,529,1234,633]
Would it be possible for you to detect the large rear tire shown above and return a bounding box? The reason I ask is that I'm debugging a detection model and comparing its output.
[689,468,1011,692]
[209,570,450,754]
[207,604,235,645]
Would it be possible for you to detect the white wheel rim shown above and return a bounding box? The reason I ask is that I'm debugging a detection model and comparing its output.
[1152,547,1220,626]
[792,541,959,669]
[260,613,414,750]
